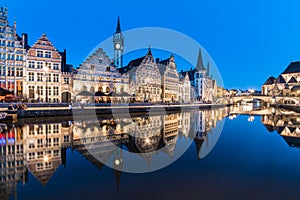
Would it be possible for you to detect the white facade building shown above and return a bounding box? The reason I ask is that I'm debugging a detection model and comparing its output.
[73,48,129,103]
[25,34,63,103]
[0,7,27,96]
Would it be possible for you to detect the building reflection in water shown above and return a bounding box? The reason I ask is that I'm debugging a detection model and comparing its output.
[261,109,300,147]
[0,107,229,199]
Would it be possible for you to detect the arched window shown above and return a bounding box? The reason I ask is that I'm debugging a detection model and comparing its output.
[82,86,87,91]
[98,86,103,92]
[90,87,95,93]
[106,87,110,93]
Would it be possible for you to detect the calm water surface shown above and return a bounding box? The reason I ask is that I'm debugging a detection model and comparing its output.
[2,106,300,200]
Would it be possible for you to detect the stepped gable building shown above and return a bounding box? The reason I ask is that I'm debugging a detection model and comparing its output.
[0,125,27,200]
[73,18,129,103]
[24,122,73,186]
[25,34,73,103]
[157,55,179,103]
[73,48,129,103]
[118,48,162,103]
[0,7,27,96]
[262,61,300,96]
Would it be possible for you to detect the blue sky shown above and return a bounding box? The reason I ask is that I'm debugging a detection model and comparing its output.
[6,0,300,90]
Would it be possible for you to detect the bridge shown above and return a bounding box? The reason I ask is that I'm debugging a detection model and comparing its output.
[229,106,300,116]
[216,95,300,105]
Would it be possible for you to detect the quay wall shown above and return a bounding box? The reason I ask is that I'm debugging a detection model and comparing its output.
[3,103,231,119]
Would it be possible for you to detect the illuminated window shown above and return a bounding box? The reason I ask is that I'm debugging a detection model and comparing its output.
[53,125,59,134]
[29,61,35,68]
[29,152,35,160]
[45,162,52,169]
[37,73,43,82]
[64,135,69,143]
[28,72,34,81]
[90,87,95,93]
[53,87,59,96]
[45,51,51,58]
[37,139,43,148]
[53,63,59,70]
[37,62,43,69]
[37,163,43,170]
[37,126,43,135]
[37,50,43,57]
[53,74,59,82]
[64,77,69,84]
[37,151,43,159]
[37,86,43,95]
[53,138,59,146]
[53,150,59,157]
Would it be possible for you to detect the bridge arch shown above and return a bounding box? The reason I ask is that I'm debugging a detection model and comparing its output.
[216,97,230,104]
[277,97,298,105]
[231,96,271,104]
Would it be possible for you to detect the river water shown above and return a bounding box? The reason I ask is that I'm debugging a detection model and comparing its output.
[2,106,300,200]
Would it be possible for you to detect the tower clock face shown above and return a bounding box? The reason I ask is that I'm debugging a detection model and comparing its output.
[115,43,121,49]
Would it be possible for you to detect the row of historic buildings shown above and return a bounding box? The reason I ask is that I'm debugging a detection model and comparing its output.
[73,18,218,103]
[0,7,73,103]
[0,108,229,199]
[262,61,300,97]
[0,6,218,103]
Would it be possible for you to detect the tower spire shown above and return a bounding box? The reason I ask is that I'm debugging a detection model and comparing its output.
[116,16,121,34]
[206,62,210,77]
[196,48,205,71]
[113,16,124,68]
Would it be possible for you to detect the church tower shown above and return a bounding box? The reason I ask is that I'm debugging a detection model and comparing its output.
[194,49,207,102]
[113,17,124,68]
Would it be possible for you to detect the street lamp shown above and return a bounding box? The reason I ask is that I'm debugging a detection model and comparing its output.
[44,64,49,103]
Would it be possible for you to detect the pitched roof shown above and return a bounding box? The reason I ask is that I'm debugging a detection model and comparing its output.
[115,16,121,34]
[282,61,300,74]
[118,56,144,74]
[196,49,206,71]
[118,48,154,74]
[291,85,300,92]
[277,75,286,83]
[288,76,297,83]
[157,63,167,75]
[159,56,173,66]
[263,76,275,85]
[282,135,300,148]
[263,124,275,132]
[288,127,296,133]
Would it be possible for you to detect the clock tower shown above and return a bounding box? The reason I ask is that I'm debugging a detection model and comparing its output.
[113,17,124,68]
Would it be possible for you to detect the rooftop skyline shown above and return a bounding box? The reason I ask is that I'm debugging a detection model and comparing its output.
[5,0,300,90]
